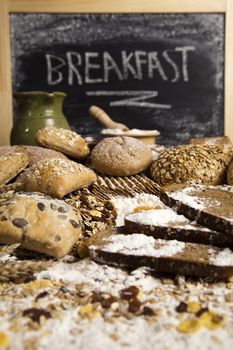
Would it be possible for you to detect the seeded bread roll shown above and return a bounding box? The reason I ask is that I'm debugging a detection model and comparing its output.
[188,136,232,145]
[35,127,90,160]
[0,152,28,185]
[16,158,97,198]
[150,144,233,186]
[0,192,82,258]
[0,145,67,167]
[91,136,152,176]
[227,160,233,185]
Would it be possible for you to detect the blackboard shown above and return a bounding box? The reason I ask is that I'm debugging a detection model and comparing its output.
[10,13,224,146]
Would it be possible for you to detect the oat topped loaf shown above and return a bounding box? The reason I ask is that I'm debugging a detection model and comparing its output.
[91,136,152,176]
[0,191,82,258]
[35,127,90,160]
[150,144,233,186]
[0,152,28,186]
[16,158,97,198]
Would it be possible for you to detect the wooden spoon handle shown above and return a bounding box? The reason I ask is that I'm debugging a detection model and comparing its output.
[89,105,129,131]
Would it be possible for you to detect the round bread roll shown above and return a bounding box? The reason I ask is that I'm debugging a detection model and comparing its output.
[150,144,233,186]
[227,160,233,185]
[0,145,67,167]
[91,136,152,176]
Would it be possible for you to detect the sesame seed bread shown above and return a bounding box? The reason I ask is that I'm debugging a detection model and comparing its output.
[35,127,90,160]
[91,136,152,176]
[0,152,28,185]
[16,158,97,198]
[0,192,82,258]
[124,208,233,248]
[88,231,233,278]
[150,144,233,186]
[159,184,233,236]
[0,145,68,167]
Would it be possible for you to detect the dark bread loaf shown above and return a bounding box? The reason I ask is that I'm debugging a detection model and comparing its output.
[88,232,233,278]
[124,208,233,248]
[150,144,233,186]
[91,136,152,176]
[159,184,233,236]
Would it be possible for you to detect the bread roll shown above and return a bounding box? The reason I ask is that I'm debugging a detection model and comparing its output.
[0,145,67,167]
[17,158,97,198]
[0,192,82,258]
[0,152,28,185]
[150,144,233,186]
[91,136,152,176]
[227,160,233,185]
[35,127,90,160]
[188,136,232,145]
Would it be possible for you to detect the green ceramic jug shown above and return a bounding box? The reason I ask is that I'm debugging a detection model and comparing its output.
[10,91,70,146]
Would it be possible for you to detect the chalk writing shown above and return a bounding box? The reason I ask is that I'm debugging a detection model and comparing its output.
[46,46,195,86]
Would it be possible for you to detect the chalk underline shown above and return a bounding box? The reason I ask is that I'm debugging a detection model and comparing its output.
[86,90,172,109]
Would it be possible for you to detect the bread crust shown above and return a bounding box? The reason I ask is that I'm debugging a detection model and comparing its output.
[0,145,67,167]
[188,136,232,145]
[35,127,90,160]
[91,136,152,176]
[227,160,233,185]
[150,144,233,186]
[17,158,97,198]
[0,192,82,258]
[0,152,28,185]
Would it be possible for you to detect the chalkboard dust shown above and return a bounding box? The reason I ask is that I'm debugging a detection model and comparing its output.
[10,13,224,146]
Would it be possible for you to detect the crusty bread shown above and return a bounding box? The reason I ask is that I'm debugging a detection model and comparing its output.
[124,208,233,248]
[0,145,67,167]
[16,158,97,198]
[150,144,233,186]
[0,152,28,185]
[227,160,233,185]
[187,136,232,145]
[35,127,90,160]
[0,192,82,258]
[15,145,68,167]
[159,184,233,236]
[88,232,233,278]
[91,136,152,176]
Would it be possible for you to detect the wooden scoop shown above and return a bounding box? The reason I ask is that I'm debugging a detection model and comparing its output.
[89,105,129,131]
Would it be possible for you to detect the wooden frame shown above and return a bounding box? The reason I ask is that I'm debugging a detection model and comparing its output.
[0,0,232,145]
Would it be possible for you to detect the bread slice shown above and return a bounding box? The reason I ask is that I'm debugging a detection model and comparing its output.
[88,232,233,278]
[124,208,233,248]
[159,184,233,236]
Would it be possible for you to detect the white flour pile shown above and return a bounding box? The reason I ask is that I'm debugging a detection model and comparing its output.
[111,193,165,226]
